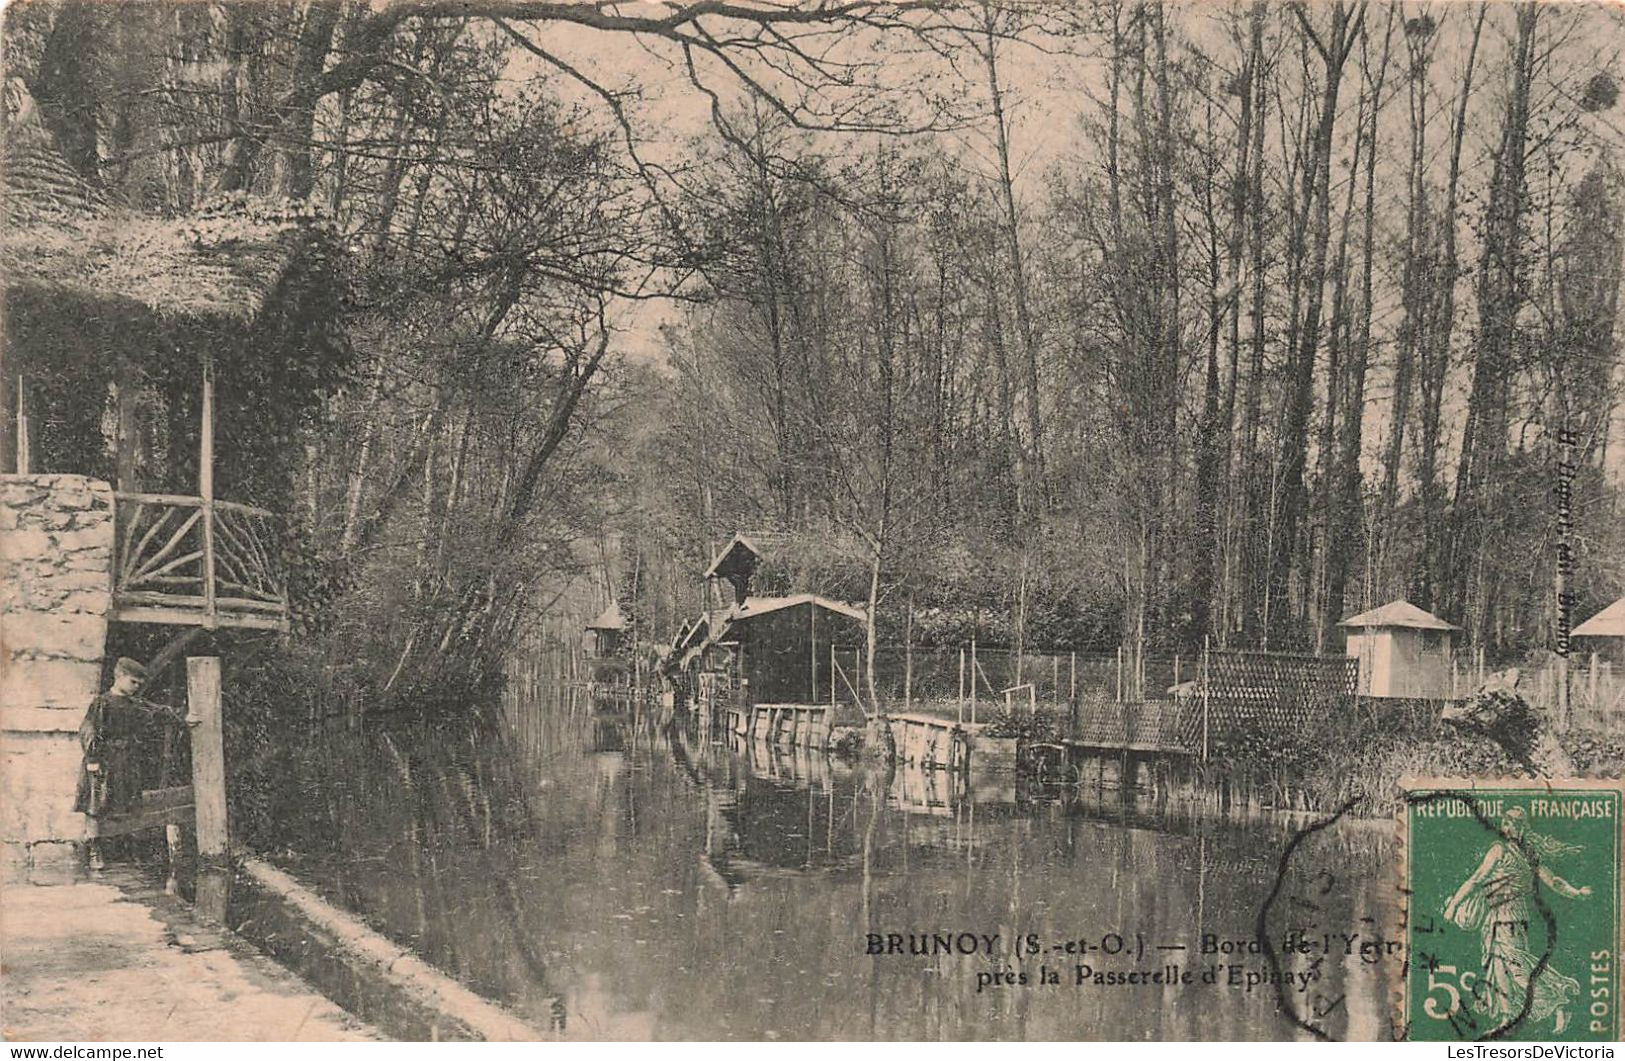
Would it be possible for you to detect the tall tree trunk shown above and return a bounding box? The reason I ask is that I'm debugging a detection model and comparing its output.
[981,9,1045,509]
[1267,1,1362,649]
[1328,10,1394,636]
[1416,5,1485,612]
[1450,2,1537,645]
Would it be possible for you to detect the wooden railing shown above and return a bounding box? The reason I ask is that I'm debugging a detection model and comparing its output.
[113,491,288,631]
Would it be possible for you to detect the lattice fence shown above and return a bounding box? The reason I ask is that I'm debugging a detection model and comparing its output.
[1176,649,1358,747]
[1074,694,1187,751]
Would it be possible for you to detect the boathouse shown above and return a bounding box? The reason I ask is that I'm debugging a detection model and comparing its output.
[1338,599,1458,699]
[0,86,340,869]
[716,594,866,704]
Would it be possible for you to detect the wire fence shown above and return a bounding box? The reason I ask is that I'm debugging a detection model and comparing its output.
[791,640,1620,741]
[830,644,1204,714]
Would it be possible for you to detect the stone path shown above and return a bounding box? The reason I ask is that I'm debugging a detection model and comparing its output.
[2,868,381,1042]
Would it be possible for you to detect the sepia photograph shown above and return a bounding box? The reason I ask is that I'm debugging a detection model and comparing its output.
[0,0,1622,1044]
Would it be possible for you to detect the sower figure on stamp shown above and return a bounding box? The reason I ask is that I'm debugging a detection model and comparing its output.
[74,657,198,821]
[1442,807,1590,1034]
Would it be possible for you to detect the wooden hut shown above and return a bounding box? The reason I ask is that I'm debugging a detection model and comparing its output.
[704,533,764,605]
[582,602,628,658]
[720,594,866,704]
[686,594,866,745]
[1,83,345,632]
[0,86,345,864]
[1339,599,1459,699]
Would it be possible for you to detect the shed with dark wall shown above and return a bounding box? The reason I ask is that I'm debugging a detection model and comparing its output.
[716,594,865,705]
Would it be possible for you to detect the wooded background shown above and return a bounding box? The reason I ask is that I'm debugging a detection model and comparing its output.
[4,0,1622,712]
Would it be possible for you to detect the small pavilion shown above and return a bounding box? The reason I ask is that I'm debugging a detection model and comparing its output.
[1339,599,1459,699]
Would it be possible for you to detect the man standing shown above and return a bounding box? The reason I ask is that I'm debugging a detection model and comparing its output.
[74,657,196,818]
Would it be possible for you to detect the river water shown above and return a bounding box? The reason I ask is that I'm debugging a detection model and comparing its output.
[254,683,1406,1040]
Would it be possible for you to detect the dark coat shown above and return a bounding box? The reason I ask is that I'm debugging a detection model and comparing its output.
[74,693,187,816]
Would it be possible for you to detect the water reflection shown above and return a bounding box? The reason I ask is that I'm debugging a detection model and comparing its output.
[257,682,1403,1040]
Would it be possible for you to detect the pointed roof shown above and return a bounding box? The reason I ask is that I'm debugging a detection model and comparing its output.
[725,593,866,624]
[703,533,764,581]
[1574,596,1625,638]
[1338,599,1459,631]
[585,601,627,631]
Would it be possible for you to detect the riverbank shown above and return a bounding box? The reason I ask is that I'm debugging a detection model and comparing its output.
[1,865,381,1042]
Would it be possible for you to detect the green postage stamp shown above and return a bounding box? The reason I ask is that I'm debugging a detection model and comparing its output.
[1402,779,1623,1042]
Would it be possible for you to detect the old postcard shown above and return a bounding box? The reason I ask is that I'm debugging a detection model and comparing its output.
[1,0,1622,1044]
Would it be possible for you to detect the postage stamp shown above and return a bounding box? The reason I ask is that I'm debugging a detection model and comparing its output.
[1401,779,1623,1042]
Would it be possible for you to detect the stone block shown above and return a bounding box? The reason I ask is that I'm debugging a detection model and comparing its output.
[2,612,108,661]
[0,656,102,712]
[0,730,89,844]
[2,529,52,560]
[56,527,114,553]
[61,590,111,615]
[50,569,114,593]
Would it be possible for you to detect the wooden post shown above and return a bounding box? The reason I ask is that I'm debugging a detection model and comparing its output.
[1115,645,1123,703]
[1068,649,1078,735]
[957,646,965,725]
[199,353,217,628]
[830,642,836,709]
[809,604,818,704]
[903,597,914,712]
[15,374,29,474]
[1589,651,1600,713]
[970,638,978,726]
[1174,654,1180,687]
[188,657,228,861]
[1052,655,1059,705]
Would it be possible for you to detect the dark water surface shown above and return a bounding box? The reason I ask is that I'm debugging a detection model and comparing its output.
[256,684,1406,1040]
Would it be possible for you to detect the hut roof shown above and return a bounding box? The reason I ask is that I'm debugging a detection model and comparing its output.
[1574,596,1625,639]
[1338,599,1459,632]
[586,602,627,632]
[726,593,866,624]
[2,82,333,328]
[703,533,764,581]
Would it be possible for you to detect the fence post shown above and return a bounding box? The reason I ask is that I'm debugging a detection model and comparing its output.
[1069,651,1076,703]
[904,599,914,712]
[830,643,836,709]
[1174,654,1180,687]
[970,637,978,726]
[958,646,965,725]
[1116,644,1123,703]
[188,657,227,862]
[1201,636,1211,765]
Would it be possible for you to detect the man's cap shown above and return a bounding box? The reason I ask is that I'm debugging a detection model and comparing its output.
[113,657,148,680]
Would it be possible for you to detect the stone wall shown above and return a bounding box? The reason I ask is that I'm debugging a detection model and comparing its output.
[0,474,114,871]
